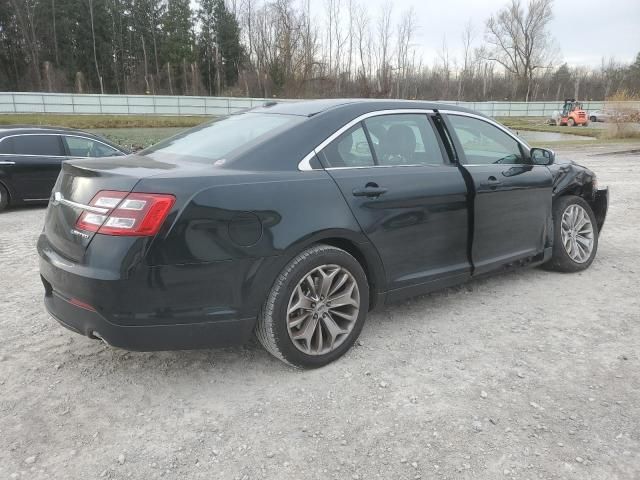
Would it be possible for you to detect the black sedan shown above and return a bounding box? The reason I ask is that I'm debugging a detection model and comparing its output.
[0,126,126,211]
[38,100,609,368]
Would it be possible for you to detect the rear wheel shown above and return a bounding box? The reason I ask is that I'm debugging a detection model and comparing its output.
[256,244,369,368]
[545,195,599,272]
[0,184,8,212]
[589,115,597,122]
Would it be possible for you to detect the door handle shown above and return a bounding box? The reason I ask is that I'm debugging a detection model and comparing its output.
[352,184,388,198]
[480,176,502,188]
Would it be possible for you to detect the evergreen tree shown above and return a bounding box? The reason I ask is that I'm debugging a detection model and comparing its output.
[213,0,243,88]
[163,0,194,93]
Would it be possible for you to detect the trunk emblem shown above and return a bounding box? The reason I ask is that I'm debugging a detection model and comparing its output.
[70,229,90,239]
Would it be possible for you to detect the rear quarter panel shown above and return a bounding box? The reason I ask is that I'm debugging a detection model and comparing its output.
[134,168,384,317]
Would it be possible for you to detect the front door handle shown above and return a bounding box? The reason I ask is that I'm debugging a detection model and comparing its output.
[352,183,388,198]
[480,176,502,188]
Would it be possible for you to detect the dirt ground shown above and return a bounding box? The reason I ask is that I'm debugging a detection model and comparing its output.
[1,143,639,480]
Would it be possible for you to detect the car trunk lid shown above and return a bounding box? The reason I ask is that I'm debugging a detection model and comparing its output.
[43,155,182,262]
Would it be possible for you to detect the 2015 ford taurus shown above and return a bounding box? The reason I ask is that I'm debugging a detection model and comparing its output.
[38,100,609,368]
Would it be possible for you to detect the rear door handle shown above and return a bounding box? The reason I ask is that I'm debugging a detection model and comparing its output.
[352,186,388,198]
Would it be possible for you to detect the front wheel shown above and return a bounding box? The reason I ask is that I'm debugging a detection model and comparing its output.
[545,195,599,272]
[589,116,597,122]
[567,118,576,127]
[256,244,369,368]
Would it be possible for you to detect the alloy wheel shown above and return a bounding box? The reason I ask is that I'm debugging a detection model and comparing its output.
[561,204,594,263]
[286,264,360,355]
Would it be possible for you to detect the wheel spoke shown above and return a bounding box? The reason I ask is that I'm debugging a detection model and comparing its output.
[328,307,358,323]
[292,314,319,343]
[287,285,314,315]
[322,314,347,350]
[328,285,359,308]
[329,272,349,297]
[318,266,339,299]
[288,310,311,329]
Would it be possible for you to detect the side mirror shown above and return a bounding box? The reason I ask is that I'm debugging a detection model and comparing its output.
[530,147,555,166]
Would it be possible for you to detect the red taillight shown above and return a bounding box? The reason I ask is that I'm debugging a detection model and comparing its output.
[75,190,175,236]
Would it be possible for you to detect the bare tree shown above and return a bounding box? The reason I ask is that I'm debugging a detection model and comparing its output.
[438,36,451,99]
[395,7,417,98]
[485,0,555,101]
[88,0,104,94]
[376,1,392,95]
[457,20,475,100]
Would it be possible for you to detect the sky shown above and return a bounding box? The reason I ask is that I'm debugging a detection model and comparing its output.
[304,0,640,68]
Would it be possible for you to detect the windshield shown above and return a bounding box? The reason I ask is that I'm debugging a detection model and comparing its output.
[141,113,303,163]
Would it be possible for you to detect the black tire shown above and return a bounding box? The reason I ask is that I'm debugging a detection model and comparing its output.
[567,117,576,127]
[256,244,369,368]
[589,116,597,123]
[0,183,8,212]
[545,195,599,273]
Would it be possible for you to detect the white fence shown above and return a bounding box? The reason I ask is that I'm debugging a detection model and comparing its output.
[0,92,609,117]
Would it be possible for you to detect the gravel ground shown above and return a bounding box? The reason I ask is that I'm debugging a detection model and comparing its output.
[1,143,639,480]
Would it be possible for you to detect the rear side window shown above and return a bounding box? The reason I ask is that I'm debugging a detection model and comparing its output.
[64,136,121,157]
[321,124,374,168]
[12,135,64,156]
[142,113,303,163]
[364,114,444,166]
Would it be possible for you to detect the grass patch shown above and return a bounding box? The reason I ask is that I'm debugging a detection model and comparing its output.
[90,127,188,151]
[0,114,209,129]
[498,117,602,138]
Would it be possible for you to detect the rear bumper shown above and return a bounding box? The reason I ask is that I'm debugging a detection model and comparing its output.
[37,232,267,351]
[42,276,255,351]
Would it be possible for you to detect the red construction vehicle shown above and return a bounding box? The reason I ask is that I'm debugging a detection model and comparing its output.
[554,99,589,127]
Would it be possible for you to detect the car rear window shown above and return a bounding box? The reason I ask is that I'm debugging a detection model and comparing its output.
[13,135,65,156]
[141,113,303,163]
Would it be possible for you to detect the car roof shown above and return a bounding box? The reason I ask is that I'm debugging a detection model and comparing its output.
[0,125,127,153]
[250,98,480,117]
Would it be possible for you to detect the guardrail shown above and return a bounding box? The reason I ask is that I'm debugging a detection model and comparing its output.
[0,92,611,117]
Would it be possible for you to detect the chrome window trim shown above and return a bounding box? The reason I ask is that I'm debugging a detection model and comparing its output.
[0,160,16,165]
[297,109,436,171]
[0,133,124,158]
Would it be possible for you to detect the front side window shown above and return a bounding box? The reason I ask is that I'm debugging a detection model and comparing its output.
[142,113,303,163]
[64,136,121,157]
[448,115,526,165]
[12,135,64,156]
[322,124,374,168]
[364,114,443,166]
